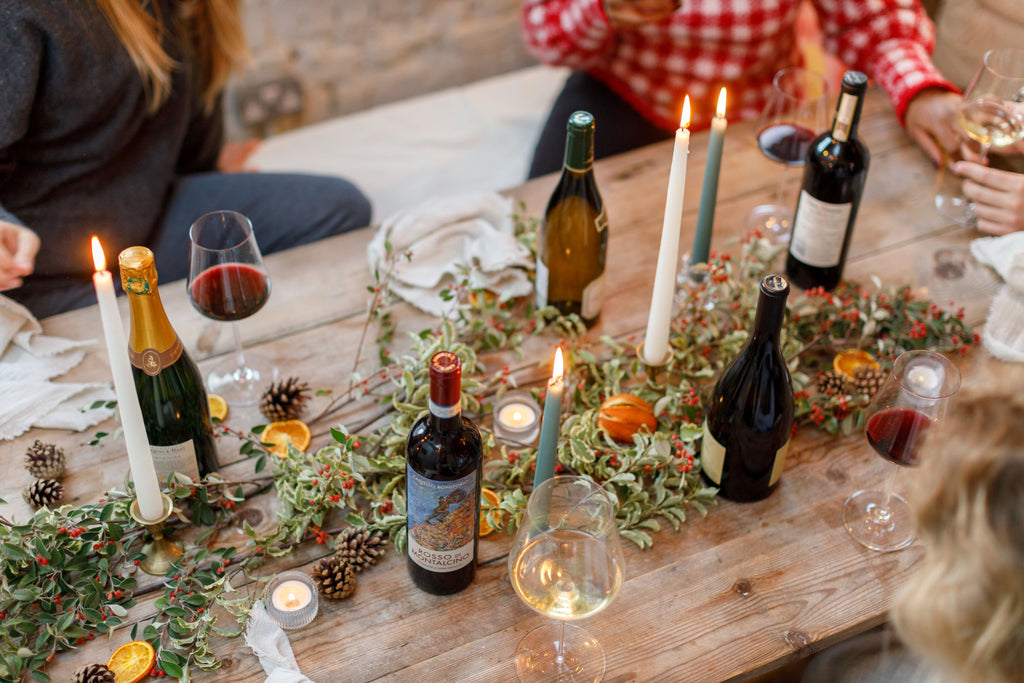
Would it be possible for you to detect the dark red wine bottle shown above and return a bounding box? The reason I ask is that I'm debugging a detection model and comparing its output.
[866,408,931,466]
[406,351,483,594]
[188,262,270,321]
[786,71,870,291]
[120,247,219,481]
[701,275,794,502]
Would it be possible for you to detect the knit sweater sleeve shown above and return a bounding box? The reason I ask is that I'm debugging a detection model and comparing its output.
[520,0,617,70]
[0,6,41,228]
[813,0,958,124]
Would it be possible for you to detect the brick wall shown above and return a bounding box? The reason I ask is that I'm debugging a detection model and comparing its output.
[228,0,537,137]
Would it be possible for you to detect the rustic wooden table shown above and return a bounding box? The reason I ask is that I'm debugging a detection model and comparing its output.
[8,86,1017,682]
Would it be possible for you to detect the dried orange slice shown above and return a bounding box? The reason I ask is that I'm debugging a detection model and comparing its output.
[262,419,312,457]
[479,487,500,537]
[107,640,155,683]
[833,349,880,381]
[208,393,228,421]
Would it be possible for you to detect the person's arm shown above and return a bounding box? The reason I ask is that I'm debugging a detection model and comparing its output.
[520,0,618,69]
[953,161,1024,234]
[0,221,40,290]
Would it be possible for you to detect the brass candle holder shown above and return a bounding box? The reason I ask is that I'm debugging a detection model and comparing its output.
[636,342,672,382]
[129,493,183,576]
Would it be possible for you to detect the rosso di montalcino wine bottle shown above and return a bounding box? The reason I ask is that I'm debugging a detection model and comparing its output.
[701,274,794,502]
[406,351,484,594]
[535,110,608,326]
[119,246,218,480]
[785,71,870,291]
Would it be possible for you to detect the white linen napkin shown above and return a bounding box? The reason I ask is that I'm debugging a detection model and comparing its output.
[0,295,114,440]
[244,600,315,683]
[366,192,534,317]
[969,234,1024,362]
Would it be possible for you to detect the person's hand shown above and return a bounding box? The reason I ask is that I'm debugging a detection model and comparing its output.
[954,161,1024,234]
[604,0,681,30]
[217,139,261,173]
[0,221,40,290]
[904,88,963,167]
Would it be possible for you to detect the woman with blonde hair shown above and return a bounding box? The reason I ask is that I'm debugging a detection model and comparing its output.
[0,0,371,318]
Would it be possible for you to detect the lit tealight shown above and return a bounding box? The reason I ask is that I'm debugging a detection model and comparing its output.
[493,391,542,445]
[264,571,318,629]
[905,362,943,397]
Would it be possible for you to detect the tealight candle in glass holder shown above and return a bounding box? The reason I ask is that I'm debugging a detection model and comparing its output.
[493,391,541,445]
[264,571,318,630]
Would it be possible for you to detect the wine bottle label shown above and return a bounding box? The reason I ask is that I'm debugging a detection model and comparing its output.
[700,421,726,485]
[129,337,184,376]
[407,468,477,573]
[789,191,852,268]
[581,271,605,320]
[595,206,608,233]
[428,398,461,419]
[769,439,790,486]
[150,440,200,481]
[535,258,549,308]
[833,93,858,142]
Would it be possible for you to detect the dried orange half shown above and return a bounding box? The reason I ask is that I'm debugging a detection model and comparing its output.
[479,487,501,537]
[208,393,228,421]
[107,640,155,683]
[833,349,880,381]
[263,419,312,457]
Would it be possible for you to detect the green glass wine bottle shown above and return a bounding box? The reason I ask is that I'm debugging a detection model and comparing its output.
[535,110,608,326]
[119,247,218,480]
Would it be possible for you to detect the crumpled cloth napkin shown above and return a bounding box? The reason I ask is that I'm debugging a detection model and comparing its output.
[0,295,113,440]
[970,233,1024,362]
[367,192,533,317]
[244,600,315,683]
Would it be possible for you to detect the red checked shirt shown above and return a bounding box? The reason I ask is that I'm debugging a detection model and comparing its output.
[521,0,956,131]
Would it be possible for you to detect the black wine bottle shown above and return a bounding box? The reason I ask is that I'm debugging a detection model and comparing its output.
[701,274,794,502]
[535,110,608,326]
[785,71,870,291]
[406,351,483,594]
[119,247,218,480]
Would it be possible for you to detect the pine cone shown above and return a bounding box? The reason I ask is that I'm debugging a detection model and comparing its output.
[852,366,886,398]
[23,479,63,508]
[259,377,311,421]
[312,556,356,600]
[816,370,850,396]
[334,527,387,572]
[71,663,116,683]
[25,440,66,480]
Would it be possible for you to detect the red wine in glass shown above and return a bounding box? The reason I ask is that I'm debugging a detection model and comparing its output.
[189,263,270,321]
[866,408,932,467]
[757,123,816,167]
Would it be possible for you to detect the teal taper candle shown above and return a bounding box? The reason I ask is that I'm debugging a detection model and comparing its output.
[691,88,728,266]
[533,347,565,488]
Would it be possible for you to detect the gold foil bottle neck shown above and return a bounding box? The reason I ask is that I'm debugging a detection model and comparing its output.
[118,246,158,295]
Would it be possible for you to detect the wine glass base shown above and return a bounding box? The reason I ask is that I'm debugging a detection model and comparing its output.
[205,352,279,406]
[515,623,605,683]
[934,192,976,227]
[675,252,717,313]
[747,204,793,245]
[842,489,916,552]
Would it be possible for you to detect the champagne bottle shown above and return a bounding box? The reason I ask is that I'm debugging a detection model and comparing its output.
[785,71,870,291]
[406,351,483,594]
[535,110,608,326]
[119,247,218,480]
[701,274,794,502]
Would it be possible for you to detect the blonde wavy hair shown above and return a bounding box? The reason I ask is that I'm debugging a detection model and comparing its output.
[892,387,1024,683]
[93,0,249,113]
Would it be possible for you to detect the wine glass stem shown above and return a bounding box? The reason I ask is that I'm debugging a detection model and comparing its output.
[231,321,247,370]
[871,466,901,525]
[555,620,567,666]
[979,141,991,164]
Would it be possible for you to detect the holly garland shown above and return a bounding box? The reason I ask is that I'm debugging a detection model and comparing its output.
[0,218,978,681]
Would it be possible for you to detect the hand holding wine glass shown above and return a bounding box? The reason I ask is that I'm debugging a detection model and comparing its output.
[509,476,625,683]
[843,350,960,552]
[188,210,277,406]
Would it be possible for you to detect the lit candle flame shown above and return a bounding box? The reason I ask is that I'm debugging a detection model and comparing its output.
[716,88,727,118]
[552,347,564,381]
[284,589,299,609]
[680,96,691,129]
[91,236,106,272]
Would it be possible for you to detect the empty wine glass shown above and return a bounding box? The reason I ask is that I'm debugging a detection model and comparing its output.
[935,47,1024,225]
[188,210,277,405]
[843,350,960,552]
[748,67,830,244]
[508,476,625,683]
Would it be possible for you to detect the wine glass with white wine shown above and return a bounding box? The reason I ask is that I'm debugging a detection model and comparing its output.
[508,476,625,682]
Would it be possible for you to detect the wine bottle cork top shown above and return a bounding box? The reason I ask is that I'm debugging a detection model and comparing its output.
[568,110,594,131]
[842,71,868,92]
[118,246,159,294]
[761,274,790,297]
[429,351,462,408]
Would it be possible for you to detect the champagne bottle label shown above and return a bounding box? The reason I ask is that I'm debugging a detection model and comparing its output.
[789,190,852,268]
[581,271,605,320]
[535,258,549,308]
[150,440,201,481]
[407,468,477,573]
[700,420,726,485]
[129,337,184,376]
[769,439,790,486]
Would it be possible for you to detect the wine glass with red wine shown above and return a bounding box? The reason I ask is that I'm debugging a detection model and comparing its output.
[748,67,830,244]
[188,210,277,406]
[843,350,960,552]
